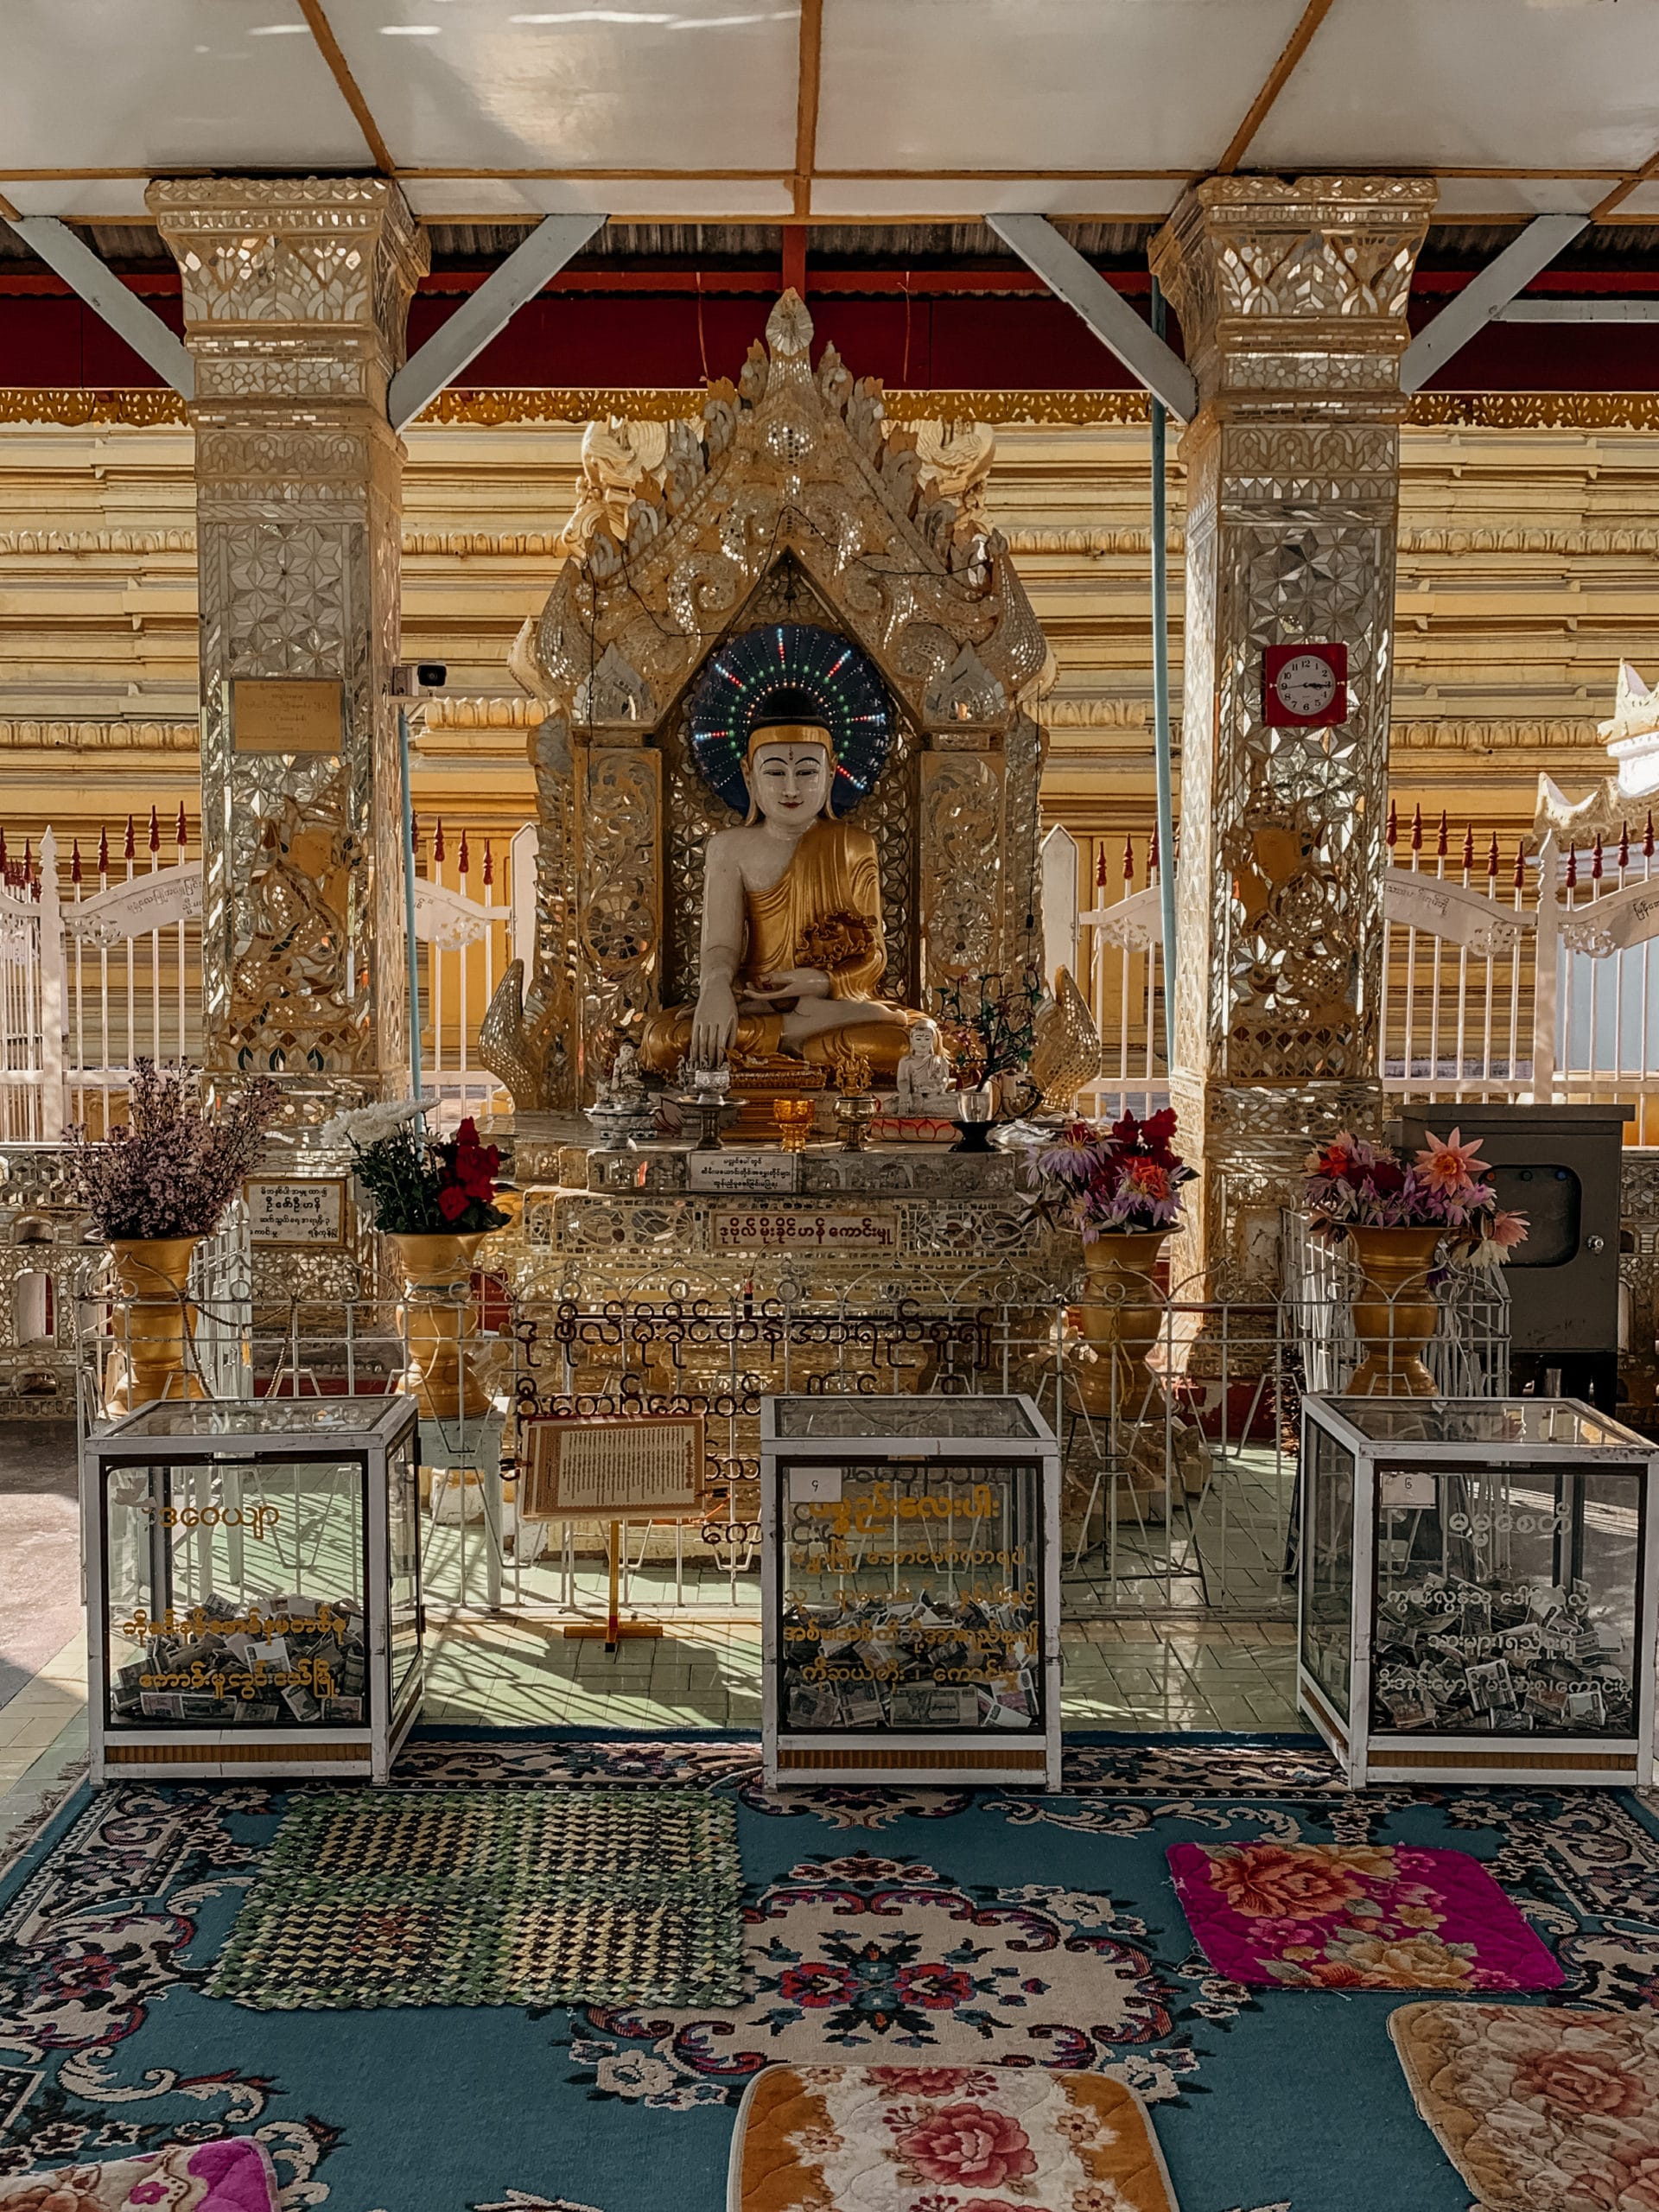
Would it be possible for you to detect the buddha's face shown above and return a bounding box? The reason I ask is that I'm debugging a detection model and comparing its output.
[749,738,832,827]
[911,1019,941,1057]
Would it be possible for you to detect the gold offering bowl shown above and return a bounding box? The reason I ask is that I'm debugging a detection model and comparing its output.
[772,1097,817,1153]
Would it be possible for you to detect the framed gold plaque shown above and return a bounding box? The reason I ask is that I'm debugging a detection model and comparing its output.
[518,1414,707,1522]
[229,677,345,755]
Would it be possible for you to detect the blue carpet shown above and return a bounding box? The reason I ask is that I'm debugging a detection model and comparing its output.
[2,1734,1656,2212]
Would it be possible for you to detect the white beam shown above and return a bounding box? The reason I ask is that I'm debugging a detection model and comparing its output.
[3,214,194,399]
[388,212,607,432]
[1400,213,1587,393]
[987,213,1198,422]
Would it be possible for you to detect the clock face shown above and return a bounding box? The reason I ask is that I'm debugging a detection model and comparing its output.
[1275,652,1338,717]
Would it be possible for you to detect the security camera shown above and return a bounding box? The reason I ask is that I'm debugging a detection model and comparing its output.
[390,662,448,697]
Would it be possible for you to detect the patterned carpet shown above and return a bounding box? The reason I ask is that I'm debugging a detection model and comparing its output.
[1,1734,1658,2211]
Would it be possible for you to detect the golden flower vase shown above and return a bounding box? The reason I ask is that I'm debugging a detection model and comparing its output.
[1344,1224,1444,1397]
[1074,1230,1171,1419]
[105,1236,204,1414]
[391,1230,491,1421]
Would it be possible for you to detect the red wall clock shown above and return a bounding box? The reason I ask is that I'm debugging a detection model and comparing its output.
[1262,642,1348,728]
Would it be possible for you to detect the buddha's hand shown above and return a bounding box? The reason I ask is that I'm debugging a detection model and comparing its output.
[752,966,830,1001]
[690,982,739,1064]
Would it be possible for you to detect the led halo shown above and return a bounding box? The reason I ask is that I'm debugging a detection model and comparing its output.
[687,622,893,818]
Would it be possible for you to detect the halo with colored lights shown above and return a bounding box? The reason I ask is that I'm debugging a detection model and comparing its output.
[687,622,893,817]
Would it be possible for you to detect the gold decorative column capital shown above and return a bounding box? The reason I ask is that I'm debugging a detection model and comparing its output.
[1150,174,1438,415]
[145,175,429,412]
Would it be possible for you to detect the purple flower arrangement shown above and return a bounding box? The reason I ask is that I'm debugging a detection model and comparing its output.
[1029,1108,1195,1241]
[64,1061,280,1241]
[1305,1128,1528,1268]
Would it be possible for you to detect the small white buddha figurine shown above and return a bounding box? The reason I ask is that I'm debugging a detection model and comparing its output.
[609,1040,646,1101]
[893,1016,958,1114]
[640,717,919,1081]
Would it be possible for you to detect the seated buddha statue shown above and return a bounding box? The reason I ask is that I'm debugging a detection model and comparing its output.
[639,718,919,1082]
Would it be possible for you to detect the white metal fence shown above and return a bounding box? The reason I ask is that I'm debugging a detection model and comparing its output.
[8,797,1659,1138]
[1049,826,1171,1123]
[1062,802,1659,1139]
[0,814,536,1133]
[1382,804,1659,1139]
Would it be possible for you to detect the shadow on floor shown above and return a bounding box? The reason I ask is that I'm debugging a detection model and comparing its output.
[0,1421,79,1711]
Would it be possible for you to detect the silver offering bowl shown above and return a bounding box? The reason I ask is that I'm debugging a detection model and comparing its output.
[950,1084,998,1154]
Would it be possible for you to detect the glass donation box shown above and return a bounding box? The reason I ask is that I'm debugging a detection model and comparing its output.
[1300,1395,1659,1789]
[83,1396,423,1785]
[762,1394,1061,1790]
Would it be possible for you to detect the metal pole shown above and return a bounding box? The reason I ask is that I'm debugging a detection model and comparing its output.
[1150,276,1178,1056]
[397,705,423,1101]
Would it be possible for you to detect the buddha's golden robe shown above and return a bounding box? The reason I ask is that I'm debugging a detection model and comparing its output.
[639,817,917,1078]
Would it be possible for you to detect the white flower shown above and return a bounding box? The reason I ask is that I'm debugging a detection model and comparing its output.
[319,1097,432,1147]
[594,2053,680,2099]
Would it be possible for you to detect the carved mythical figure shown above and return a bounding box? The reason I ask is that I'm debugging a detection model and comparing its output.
[639,712,920,1082]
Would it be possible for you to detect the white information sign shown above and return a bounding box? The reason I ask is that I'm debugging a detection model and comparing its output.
[687,1150,801,1195]
[245,1178,347,1248]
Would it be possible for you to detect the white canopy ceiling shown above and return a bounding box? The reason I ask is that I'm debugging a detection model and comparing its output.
[5,0,1659,229]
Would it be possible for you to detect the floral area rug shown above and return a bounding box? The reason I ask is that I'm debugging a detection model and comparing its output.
[2,1734,1659,2211]
[208,1788,744,2011]
[0,2137,280,2210]
[729,2063,1177,2212]
[1389,2003,1659,2211]
[1167,1840,1565,1992]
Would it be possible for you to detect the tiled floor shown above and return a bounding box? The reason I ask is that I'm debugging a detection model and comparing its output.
[0,1615,1304,1851]
[419,1615,1303,1733]
[0,1628,88,1796]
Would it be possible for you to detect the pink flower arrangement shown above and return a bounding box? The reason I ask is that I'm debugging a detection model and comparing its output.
[1028,1108,1194,1240]
[63,1061,280,1241]
[1305,1128,1528,1268]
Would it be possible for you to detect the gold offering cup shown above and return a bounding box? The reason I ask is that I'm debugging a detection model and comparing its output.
[772,1096,817,1153]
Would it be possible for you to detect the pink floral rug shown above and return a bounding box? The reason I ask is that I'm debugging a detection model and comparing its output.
[728,2063,1179,2212]
[1166,1840,1563,1991]
[1391,2003,1659,2212]
[0,2138,280,2210]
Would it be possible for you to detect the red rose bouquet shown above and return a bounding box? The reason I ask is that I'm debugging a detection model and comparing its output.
[329,1103,508,1235]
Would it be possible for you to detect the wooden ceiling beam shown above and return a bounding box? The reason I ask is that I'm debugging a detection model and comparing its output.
[296,0,398,177]
[791,0,823,219]
[1215,0,1338,174]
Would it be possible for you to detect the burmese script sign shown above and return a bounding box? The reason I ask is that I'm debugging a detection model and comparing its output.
[245,1177,347,1248]
[688,1150,801,1195]
[710,1204,899,1254]
[230,677,345,754]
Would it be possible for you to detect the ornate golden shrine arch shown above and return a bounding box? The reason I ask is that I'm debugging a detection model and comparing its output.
[484,291,1056,1110]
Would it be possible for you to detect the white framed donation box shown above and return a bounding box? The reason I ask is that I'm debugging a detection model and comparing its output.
[83,1395,423,1784]
[761,1394,1061,1789]
[1300,1395,1659,1789]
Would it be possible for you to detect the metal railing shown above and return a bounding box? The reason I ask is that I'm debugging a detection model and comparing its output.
[0,814,537,1134]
